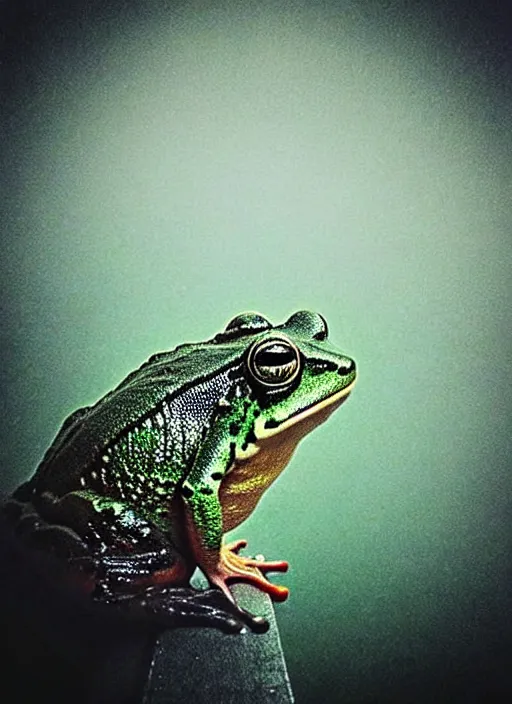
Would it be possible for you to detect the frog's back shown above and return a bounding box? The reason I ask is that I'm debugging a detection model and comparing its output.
[30,341,248,496]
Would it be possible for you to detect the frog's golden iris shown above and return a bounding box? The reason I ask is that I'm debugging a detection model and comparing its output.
[247,335,301,387]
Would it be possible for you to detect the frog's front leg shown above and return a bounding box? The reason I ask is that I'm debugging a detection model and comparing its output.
[182,420,289,608]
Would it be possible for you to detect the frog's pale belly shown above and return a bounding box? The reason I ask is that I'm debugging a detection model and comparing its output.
[219,390,351,532]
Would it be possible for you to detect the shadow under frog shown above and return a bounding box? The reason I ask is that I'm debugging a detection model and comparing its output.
[2,311,356,633]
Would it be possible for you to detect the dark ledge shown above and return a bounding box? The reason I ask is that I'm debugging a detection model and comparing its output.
[143,575,294,703]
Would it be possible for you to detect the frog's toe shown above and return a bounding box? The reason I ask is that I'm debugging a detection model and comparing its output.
[243,556,289,574]
[225,539,248,553]
[224,541,289,573]
[236,607,270,634]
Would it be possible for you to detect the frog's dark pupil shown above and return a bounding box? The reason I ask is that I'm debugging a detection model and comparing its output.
[255,344,295,367]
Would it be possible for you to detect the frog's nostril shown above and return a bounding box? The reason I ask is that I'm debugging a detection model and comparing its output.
[337,359,355,376]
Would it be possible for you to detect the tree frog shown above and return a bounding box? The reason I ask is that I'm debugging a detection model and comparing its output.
[3,311,356,633]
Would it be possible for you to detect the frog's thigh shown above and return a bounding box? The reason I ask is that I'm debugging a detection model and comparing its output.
[36,490,191,586]
[36,490,167,553]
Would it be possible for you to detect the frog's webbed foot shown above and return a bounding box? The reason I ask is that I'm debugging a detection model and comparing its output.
[207,539,289,604]
[103,584,269,634]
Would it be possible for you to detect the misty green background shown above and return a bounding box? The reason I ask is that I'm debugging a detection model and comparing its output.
[2,3,511,701]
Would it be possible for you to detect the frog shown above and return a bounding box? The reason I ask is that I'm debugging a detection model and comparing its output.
[2,310,356,633]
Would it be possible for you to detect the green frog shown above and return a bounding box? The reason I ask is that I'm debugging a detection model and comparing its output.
[3,311,356,633]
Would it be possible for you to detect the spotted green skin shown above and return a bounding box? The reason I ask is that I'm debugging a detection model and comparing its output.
[7,311,356,630]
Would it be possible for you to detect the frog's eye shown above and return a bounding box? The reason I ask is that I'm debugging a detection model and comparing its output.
[225,312,272,334]
[247,337,301,387]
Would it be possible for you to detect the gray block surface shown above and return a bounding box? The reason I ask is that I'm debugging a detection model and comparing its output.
[143,581,294,703]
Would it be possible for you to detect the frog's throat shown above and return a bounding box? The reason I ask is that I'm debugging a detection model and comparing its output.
[219,377,356,532]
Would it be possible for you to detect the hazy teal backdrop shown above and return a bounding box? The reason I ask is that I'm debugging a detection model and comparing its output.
[2,2,511,701]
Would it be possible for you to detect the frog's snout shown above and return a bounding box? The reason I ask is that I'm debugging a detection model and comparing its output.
[337,358,356,377]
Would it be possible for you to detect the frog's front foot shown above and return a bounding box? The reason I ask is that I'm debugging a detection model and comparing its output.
[207,539,289,604]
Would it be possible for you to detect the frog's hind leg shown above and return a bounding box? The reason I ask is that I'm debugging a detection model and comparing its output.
[13,490,264,632]
[29,489,192,591]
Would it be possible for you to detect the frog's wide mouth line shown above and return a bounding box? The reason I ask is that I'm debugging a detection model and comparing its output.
[255,376,357,441]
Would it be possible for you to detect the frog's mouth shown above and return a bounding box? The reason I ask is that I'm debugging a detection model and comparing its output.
[233,376,357,465]
[257,376,357,441]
